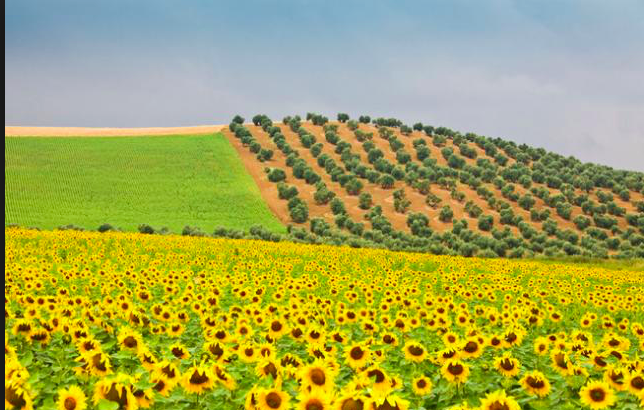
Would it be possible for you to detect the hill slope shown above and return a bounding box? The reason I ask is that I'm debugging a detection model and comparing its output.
[4,133,284,233]
[224,113,644,258]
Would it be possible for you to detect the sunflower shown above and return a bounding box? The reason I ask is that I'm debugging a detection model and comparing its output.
[367,392,409,410]
[296,390,332,410]
[57,385,87,410]
[298,359,336,392]
[257,387,290,410]
[550,349,573,376]
[460,337,484,359]
[402,340,427,363]
[150,376,173,397]
[626,371,644,396]
[363,366,391,394]
[333,392,367,410]
[137,348,158,372]
[442,331,460,346]
[117,327,143,353]
[256,357,281,380]
[240,343,259,363]
[167,322,184,337]
[579,380,616,409]
[411,376,433,396]
[29,328,51,346]
[12,319,33,338]
[494,353,521,377]
[86,351,112,377]
[169,343,190,360]
[603,365,626,391]
[182,364,215,394]
[345,343,371,370]
[268,318,289,340]
[441,359,470,385]
[131,388,154,409]
[213,364,237,390]
[519,371,551,398]
[436,347,460,364]
[478,390,520,410]
[92,374,138,410]
[5,380,34,410]
[153,360,181,386]
[204,340,228,363]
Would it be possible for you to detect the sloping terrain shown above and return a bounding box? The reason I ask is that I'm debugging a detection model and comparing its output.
[4,134,284,233]
[223,113,644,258]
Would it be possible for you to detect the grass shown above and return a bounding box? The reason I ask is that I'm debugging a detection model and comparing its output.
[5,133,285,233]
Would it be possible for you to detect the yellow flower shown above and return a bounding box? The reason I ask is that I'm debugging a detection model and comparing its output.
[478,390,520,410]
[345,343,371,370]
[519,371,551,398]
[441,359,470,385]
[257,387,290,410]
[403,341,427,363]
[92,374,138,410]
[579,380,616,409]
[494,353,521,377]
[57,385,87,410]
[411,376,433,396]
[117,327,143,353]
[182,364,215,395]
[296,390,332,410]
[298,359,336,393]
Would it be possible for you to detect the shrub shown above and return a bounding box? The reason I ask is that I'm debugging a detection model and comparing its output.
[277,183,298,200]
[268,168,287,182]
[379,174,395,189]
[337,113,350,123]
[478,215,494,231]
[138,224,156,234]
[97,223,115,233]
[358,192,373,210]
[330,198,346,215]
[290,204,309,223]
[439,206,454,223]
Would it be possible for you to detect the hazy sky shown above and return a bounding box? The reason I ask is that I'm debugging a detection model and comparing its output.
[5,0,644,171]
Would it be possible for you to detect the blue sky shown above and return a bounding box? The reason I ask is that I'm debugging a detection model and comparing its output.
[5,0,644,171]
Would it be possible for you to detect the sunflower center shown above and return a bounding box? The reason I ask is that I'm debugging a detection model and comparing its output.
[154,380,166,392]
[487,402,510,410]
[121,335,137,348]
[554,353,568,369]
[189,370,210,385]
[448,363,464,375]
[305,399,324,410]
[310,368,326,385]
[105,385,129,406]
[264,362,278,379]
[350,347,365,360]
[92,354,108,371]
[594,356,606,367]
[5,385,27,407]
[383,335,394,344]
[271,321,283,332]
[631,376,644,390]
[162,365,176,378]
[63,397,77,410]
[408,345,424,356]
[341,398,364,410]
[500,359,515,370]
[463,342,477,353]
[417,379,427,388]
[209,343,224,358]
[266,392,282,409]
[172,347,184,358]
[526,376,545,389]
[589,388,605,402]
[367,369,385,383]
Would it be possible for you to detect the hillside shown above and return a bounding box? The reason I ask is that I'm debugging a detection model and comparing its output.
[224,113,644,258]
[4,134,284,233]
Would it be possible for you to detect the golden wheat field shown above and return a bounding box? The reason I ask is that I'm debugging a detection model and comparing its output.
[4,227,644,410]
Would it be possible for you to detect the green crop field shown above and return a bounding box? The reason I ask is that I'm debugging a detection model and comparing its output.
[4,134,285,233]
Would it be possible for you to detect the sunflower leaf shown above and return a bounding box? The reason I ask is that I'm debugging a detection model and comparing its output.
[97,399,119,410]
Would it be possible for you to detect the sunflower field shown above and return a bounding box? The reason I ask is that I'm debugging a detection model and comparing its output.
[5,227,644,410]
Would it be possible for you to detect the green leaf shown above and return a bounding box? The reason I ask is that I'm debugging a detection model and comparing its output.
[98,399,119,410]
